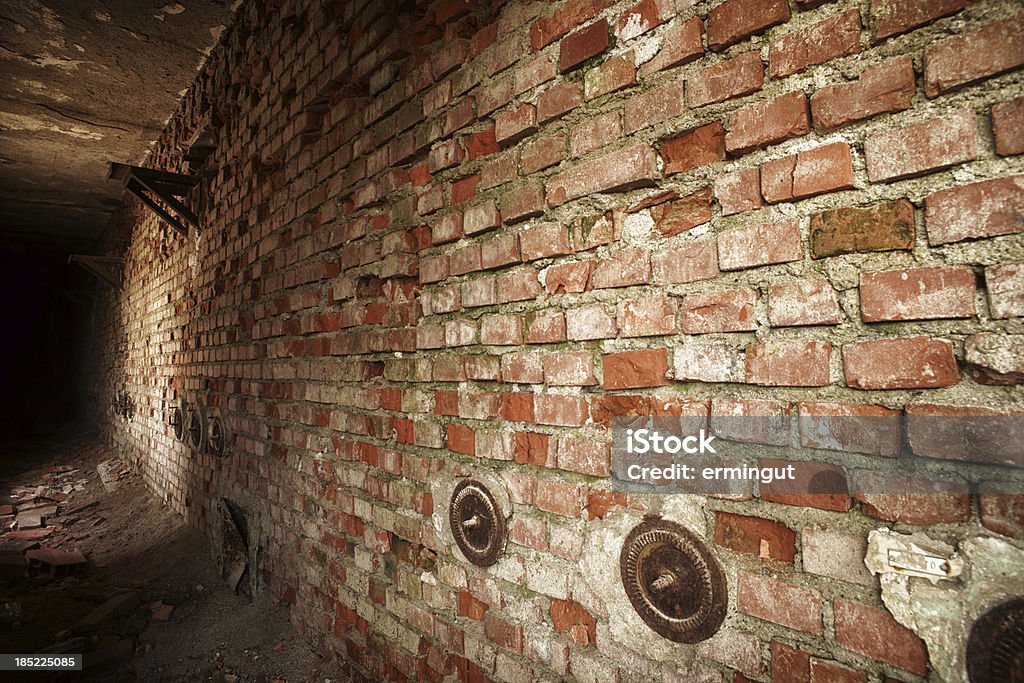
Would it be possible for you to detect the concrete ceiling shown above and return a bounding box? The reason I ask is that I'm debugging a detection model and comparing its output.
[0,0,237,255]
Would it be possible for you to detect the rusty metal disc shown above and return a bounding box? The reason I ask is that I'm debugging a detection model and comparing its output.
[968,597,1024,683]
[186,403,206,451]
[170,403,185,441]
[620,517,727,643]
[449,479,506,567]
[208,415,226,457]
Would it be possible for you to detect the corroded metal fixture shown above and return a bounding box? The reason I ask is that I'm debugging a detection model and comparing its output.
[186,403,205,451]
[967,597,1024,683]
[620,517,728,643]
[449,479,506,567]
[207,413,227,457]
[169,405,184,440]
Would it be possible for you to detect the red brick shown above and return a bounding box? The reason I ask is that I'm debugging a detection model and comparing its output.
[534,394,589,426]
[994,95,1024,156]
[760,459,850,511]
[559,18,609,73]
[925,16,1024,97]
[714,168,762,216]
[770,9,861,78]
[451,173,480,204]
[860,265,976,322]
[980,493,1024,540]
[650,188,712,237]
[484,612,523,653]
[502,352,543,384]
[429,138,464,172]
[772,641,811,683]
[872,0,968,42]
[480,314,523,345]
[590,248,650,289]
[843,337,959,390]
[712,399,792,447]
[573,210,617,251]
[467,127,501,160]
[624,78,685,133]
[537,81,582,123]
[500,182,545,225]
[616,0,669,42]
[768,279,842,327]
[521,134,566,174]
[811,56,915,130]
[557,437,610,476]
[457,591,489,620]
[495,103,538,147]
[762,142,854,204]
[682,287,757,334]
[674,341,745,383]
[495,267,542,303]
[547,145,658,206]
[865,111,977,182]
[924,175,1024,245]
[810,659,865,683]
[519,222,571,261]
[464,199,500,236]
[463,278,497,308]
[544,261,592,294]
[432,212,464,245]
[526,310,566,344]
[652,238,719,285]
[570,111,622,158]
[566,304,617,340]
[617,297,677,337]
[502,393,535,422]
[834,599,927,675]
[855,488,970,525]
[718,218,802,271]
[515,54,557,95]
[686,51,764,108]
[707,0,790,51]
[810,199,915,258]
[436,0,472,24]
[987,262,1024,319]
[726,91,811,155]
[531,0,614,50]
[447,424,475,455]
[662,122,726,175]
[450,244,482,276]
[904,403,1024,467]
[799,401,900,457]
[583,52,637,101]
[513,431,550,465]
[745,340,832,387]
[535,478,584,517]
[603,349,669,389]
[550,599,597,645]
[421,255,450,284]
[544,351,596,386]
[638,16,704,77]
[480,232,520,270]
[714,512,796,562]
[737,572,822,635]
[431,284,463,315]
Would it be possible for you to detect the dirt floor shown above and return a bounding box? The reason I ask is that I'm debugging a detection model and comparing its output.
[0,428,349,682]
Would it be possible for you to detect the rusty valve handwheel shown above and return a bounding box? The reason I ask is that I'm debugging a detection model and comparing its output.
[449,479,506,567]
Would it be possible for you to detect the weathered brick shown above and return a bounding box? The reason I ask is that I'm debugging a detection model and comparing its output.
[544,352,596,386]
[480,314,523,346]
[737,572,822,635]
[924,175,1024,245]
[924,16,1024,97]
[712,399,792,447]
[559,18,609,73]
[495,267,542,303]
[547,145,659,206]
[544,261,592,294]
[531,0,613,50]
[864,111,978,182]
[904,403,1024,467]
[583,52,637,101]
[481,149,518,189]
[570,111,622,158]
[994,95,1024,156]
[519,222,571,261]
[650,188,712,237]
[772,641,811,683]
[603,349,669,389]
[987,262,1024,319]
[624,78,685,133]
[464,199,500,235]
[980,493,1024,540]
[537,81,582,123]
[714,512,796,562]
[495,103,538,146]
[718,218,802,271]
[615,0,669,42]
[651,239,719,285]
[420,255,450,284]
[467,127,501,160]
[662,122,726,175]
[515,54,557,96]
[761,142,854,204]
[447,423,475,455]
[801,527,874,586]
[746,340,831,387]
[535,394,589,427]
[557,437,610,476]
[617,297,677,337]
[480,232,520,270]
[726,91,811,155]
[810,199,915,258]
[811,56,915,130]
[638,16,704,77]
[462,277,497,308]
[682,287,758,334]
[450,244,482,275]
[566,304,617,340]
[484,612,524,653]
[860,265,976,321]
[855,488,970,525]
[590,248,650,289]
[872,0,968,42]
[770,9,861,78]
[550,598,597,645]
[768,279,842,327]
[674,342,745,383]
[843,337,959,390]
[432,212,464,245]
[714,168,763,216]
[798,401,900,457]
[707,0,790,51]
[834,600,927,675]
[429,138,464,172]
[502,352,543,384]
[686,51,764,108]
[500,182,545,224]
[524,132,565,172]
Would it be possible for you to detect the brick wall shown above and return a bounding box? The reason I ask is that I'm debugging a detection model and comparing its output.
[97,0,1024,681]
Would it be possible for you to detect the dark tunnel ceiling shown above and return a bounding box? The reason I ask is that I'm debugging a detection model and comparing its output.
[0,0,238,255]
